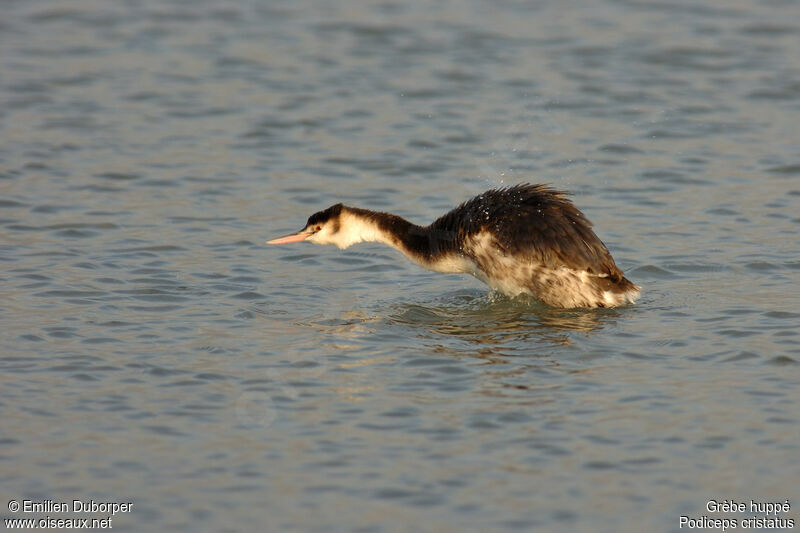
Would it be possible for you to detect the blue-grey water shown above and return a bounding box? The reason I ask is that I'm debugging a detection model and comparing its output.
[2,0,799,531]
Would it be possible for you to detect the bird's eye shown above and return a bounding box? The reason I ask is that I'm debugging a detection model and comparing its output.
[315,225,321,232]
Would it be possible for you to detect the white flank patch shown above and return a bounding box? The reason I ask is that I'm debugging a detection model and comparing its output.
[425,254,479,275]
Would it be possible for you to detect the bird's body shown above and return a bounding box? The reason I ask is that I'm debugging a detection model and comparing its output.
[268,184,640,308]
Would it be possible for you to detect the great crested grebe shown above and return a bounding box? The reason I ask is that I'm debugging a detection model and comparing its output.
[267,184,640,308]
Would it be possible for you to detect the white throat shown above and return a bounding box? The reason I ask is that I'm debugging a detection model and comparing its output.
[308,212,395,250]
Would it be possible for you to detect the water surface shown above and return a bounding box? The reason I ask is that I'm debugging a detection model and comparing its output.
[1,0,799,531]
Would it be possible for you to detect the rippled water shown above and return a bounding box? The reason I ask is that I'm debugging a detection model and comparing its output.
[2,0,799,531]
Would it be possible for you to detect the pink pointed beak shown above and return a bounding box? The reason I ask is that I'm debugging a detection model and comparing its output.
[266,231,312,245]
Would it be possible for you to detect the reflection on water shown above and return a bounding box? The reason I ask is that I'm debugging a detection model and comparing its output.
[296,288,619,354]
[389,290,615,340]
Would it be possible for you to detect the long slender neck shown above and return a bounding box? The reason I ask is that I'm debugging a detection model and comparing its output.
[341,207,458,268]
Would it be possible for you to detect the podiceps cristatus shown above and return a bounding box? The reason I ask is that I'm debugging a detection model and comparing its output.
[267,184,640,308]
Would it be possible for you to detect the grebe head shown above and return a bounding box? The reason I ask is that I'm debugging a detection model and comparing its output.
[268,203,394,249]
[267,203,357,248]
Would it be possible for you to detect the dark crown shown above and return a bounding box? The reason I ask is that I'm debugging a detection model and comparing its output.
[307,203,344,226]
